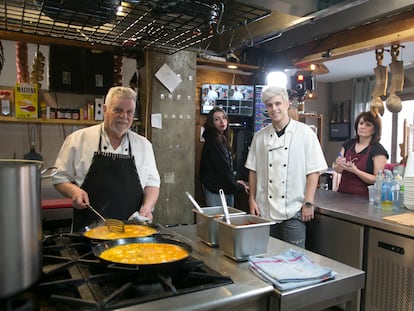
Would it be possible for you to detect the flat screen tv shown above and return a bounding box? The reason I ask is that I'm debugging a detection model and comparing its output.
[229,85,254,101]
[200,84,229,114]
[329,122,351,141]
[201,84,254,116]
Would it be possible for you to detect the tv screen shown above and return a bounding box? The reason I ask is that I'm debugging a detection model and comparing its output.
[201,84,254,116]
[329,122,350,141]
[200,84,228,114]
[229,85,254,101]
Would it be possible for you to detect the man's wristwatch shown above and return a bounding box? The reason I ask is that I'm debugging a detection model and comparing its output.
[303,201,314,208]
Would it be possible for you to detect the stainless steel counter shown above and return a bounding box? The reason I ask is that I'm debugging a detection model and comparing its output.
[118,224,364,311]
[313,189,414,237]
[312,190,414,311]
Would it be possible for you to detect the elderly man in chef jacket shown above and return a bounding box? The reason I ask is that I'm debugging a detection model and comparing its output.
[245,85,327,248]
[52,86,160,231]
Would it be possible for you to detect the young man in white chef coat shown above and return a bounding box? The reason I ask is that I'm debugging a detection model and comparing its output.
[245,86,327,248]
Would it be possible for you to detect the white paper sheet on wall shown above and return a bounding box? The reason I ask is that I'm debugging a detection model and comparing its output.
[154,63,182,93]
[151,113,162,129]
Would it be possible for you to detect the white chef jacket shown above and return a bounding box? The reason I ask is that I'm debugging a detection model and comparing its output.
[52,123,160,189]
[245,120,327,221]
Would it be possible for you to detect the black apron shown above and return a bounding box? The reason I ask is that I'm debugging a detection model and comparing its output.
[73,129,144,231]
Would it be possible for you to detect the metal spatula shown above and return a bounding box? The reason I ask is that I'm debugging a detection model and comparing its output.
[86,204,125,233]
[219,189,231,225]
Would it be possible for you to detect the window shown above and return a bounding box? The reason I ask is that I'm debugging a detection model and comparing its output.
[381,100,414,163]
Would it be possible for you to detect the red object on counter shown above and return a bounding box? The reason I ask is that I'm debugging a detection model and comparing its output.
[41,198,72,209]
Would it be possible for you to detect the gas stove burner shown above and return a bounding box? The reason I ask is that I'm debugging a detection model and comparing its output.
[29,231,233,310]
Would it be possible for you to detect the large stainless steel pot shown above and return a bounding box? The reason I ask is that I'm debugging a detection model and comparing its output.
[0,160,55,299]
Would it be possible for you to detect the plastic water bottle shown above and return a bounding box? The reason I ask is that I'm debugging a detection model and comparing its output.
[392,174,403,209]
[374,170,383,208]
[381,169,393,207]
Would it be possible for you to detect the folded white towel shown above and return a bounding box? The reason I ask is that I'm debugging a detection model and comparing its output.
[249,249,336,291]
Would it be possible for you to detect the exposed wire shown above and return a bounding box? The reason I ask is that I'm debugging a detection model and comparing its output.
[228,30,235,52]
[215,3,225,34]
[243,20,254,47]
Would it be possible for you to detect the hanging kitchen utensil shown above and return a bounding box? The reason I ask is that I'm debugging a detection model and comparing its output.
[23,124,43,161]
[370,49,387,116]
[86,203,125,233]
[219,188,231,224]
[386,45,404,113]
[185,191,204,213]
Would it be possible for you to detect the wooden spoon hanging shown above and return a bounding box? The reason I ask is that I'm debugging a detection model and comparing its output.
[370,49,387,116]
[386,45,404,113]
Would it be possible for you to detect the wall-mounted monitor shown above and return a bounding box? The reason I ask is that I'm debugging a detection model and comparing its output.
[200,84,229,114]
[201,84,254,116]
[329,122,350,141]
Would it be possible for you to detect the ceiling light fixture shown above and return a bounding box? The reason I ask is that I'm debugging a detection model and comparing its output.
[306,91,318,100]
[227,65,238,69]
[295,63,329,75]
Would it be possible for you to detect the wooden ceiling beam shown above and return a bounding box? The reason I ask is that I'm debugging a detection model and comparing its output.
[272,9,414,67]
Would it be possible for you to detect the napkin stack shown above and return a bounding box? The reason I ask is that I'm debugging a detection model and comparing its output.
[403,151,414,210]
[249,249,336,291]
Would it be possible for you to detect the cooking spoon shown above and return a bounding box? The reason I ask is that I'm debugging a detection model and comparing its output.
[185,191,204,213]
[86,203,125,232]
[219,189,231,224]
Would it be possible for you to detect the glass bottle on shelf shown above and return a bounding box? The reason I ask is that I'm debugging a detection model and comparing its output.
[0,91,11,116]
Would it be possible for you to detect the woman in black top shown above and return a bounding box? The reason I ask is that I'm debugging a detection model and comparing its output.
[200,107,249,206]
[333,111,388,196]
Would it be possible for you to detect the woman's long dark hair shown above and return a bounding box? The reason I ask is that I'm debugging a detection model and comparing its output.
[354,111,382,144]
[203,107,231,150]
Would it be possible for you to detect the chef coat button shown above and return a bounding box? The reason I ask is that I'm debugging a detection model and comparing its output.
[283,164,287,167]
[281,195,285,199]
[285,147,288,150]
[103,146,107,150]
[269,195,272,199]
[282,181,285,184]
[125,148,128,152]
[269,180,272,183]
[269,163,272,167]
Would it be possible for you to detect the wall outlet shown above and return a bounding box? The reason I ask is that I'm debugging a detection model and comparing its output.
[94,97,104,120]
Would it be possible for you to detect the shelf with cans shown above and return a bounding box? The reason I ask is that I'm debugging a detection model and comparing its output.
[0,86,140,126]
[0,102,102,125]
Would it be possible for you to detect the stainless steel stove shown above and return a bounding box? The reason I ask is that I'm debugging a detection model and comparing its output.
[1,232,232,311]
